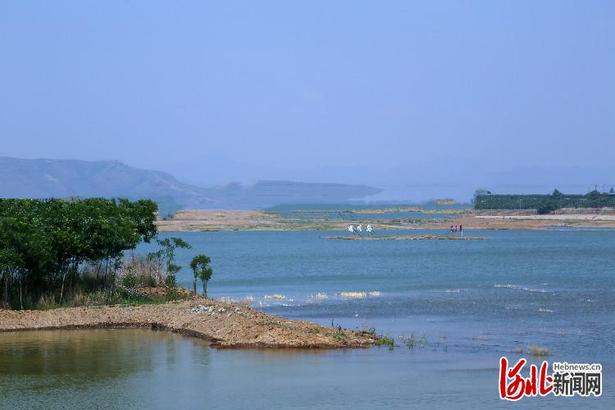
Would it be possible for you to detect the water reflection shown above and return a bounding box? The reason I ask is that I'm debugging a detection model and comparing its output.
[0,329,211,409]
[0,329,613,409]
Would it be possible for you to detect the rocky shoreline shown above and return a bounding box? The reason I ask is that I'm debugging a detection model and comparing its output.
[0,298,378,349]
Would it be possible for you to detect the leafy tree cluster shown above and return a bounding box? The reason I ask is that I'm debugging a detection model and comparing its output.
[0,198,158,308]
[474,189,615,212]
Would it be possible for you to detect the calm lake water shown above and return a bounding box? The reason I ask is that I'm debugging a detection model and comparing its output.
[1,229,614,409]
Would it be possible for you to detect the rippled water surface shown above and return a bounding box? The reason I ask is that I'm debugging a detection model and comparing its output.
[1,229,614,409]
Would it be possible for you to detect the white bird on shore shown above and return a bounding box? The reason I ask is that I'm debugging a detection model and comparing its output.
[357,224,363,233]
[347,225,355,234]
[366,224,373,233]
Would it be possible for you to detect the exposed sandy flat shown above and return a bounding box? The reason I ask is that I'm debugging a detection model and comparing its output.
[157,209,345,231]
[156,208,615,232]
[157,210,289,231]
[475,214,615,221]
[438,210,615,230]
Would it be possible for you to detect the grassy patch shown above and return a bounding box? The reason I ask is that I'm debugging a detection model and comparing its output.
[375,335,395,349]
[333,330,348,342]
[34,286,191,310]
[527,345,550,357]
[359,327,395,349]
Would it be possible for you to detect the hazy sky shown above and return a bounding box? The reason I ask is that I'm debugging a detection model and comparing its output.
[1,1,614,199]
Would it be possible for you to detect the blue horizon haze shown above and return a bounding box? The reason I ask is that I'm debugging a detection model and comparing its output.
[1,1,614,201]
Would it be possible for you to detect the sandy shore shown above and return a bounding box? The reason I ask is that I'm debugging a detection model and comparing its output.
[475,214,615,221]
[0,298,377,349]
[157,210,290,232]
[433,210,615,230]
[156,208,615,232]
[326,234,484,241]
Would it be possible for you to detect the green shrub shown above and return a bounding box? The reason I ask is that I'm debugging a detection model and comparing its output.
[164,274,176,288]
[537,204,557,215]
[528,345,550,357]
[121,272,137,289]
[375,335,395,349]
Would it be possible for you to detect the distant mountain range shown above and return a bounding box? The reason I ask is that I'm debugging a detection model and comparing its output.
[0,157,381,213]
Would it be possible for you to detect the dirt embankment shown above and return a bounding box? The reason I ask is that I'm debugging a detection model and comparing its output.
[0,298,377,349]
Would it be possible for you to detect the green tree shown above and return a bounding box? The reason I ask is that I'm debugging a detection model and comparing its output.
[0,244,23,308]
[155,237,192,288]
[0,198,159,309]
[190,255,213,297]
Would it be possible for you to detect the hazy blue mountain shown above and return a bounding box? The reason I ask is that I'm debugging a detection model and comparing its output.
[204,180,381,208]
[0,157,381,212]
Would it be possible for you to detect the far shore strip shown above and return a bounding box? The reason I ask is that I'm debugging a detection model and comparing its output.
[325,234,484,241]
[156,209,615,232]
[475,214,615,221]
[0,298,377,349]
